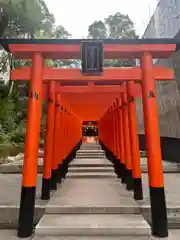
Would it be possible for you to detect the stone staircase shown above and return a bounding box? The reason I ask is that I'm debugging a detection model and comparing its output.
[34,142,150,239]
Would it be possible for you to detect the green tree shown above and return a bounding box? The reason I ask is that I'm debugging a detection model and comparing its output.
[88,12,138,67]
[0,0,54,38]
[88,21,107,39]
[88,12,138,40]
[0,0,82,159]
[105,12,138,39]
[0,0,55,73]
[53,25,71,39]
[0,1,76,159]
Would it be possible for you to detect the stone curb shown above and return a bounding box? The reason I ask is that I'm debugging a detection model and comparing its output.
[140,205,180,228]
[0,205,45,228]
[0,165,179,174]
[0,204,179,229]
[35,214,151,237]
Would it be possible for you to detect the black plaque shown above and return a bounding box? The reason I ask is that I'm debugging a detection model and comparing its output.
[81,40,104,75]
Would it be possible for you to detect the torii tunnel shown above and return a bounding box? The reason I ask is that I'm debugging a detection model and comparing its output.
[1,38,178,238]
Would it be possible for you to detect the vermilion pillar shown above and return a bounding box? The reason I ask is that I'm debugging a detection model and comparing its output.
[114,102,120,158]
[56,105,64,181]
[105,108,112,161]
[127,81,143,200]
[108,108,113,152]
[121,91,133,190]
[111,106,117,161]
[99,113,105,149]
[56,105,63,184]
[113,102,118,159]
[114,100,121,178]
[41,81,56,200]
[99,110,110,155]
[60,105,66,178]
[107,108,112,159]
[116,98,125,181]
[62,107,69,178]
[141,52,168,237]
[51,93,61,190]
[118,97,126,183]
[18,53,44,238]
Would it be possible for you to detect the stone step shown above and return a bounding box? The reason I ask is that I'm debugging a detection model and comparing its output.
[141,165,180,173]
[81,143,99,145]
[35,214,150,237]
[0,164,44,174]
[69,165,180,173]
[80,148,101,150]
[45,205,140,215]
[76,153,105,158]
[80,146,101,148]
[140,205,180,229]
[71,157,109,162]
[79,150,98,153]
[69,163,113,168]
[66,172,116,179]
[3,229,179,240]
[141,158,180,173]
[79,150,102,152]
[77,149,105,154]
[0,201,180,228]
[46,179,139,214]
[81,144,100,146]
[0,229,152,239]
[75,156,105,159]
[68,166,114,173]
[81,143,101,148]
[78,148,104,152]
[0,162,179,174]
[79,148,102,150]
[77,150,103,152]
[34,236,151,240]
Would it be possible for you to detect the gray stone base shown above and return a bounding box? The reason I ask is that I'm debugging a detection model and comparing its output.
[35,214,151,237]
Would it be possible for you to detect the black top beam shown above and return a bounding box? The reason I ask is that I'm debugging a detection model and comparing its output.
[0,38,180,52]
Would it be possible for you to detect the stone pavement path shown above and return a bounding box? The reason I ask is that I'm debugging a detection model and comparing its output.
[139,173,180,227]
[0,174,47,228]
[1,229,180,240]
[1,142,180,238]
[34,143,150,238]
[1,155,179,174]
[2,229,180,240]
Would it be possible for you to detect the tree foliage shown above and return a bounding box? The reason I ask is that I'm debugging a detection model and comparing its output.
[88,12,138,40]
[105,13,138,39]
[88,12,138,67]
[88,21,107,39]
[0,0,76,158]
[0,0,54,38]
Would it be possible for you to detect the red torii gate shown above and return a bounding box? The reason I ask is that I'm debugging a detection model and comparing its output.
[1,38,177,239]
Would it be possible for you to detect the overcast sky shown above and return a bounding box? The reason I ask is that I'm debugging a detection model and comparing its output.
[45,0,158,38]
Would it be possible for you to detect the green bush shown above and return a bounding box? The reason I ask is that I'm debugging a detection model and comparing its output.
[0,80,47,159]
[0,84,26,158]
[10,120,26,143]
[0,142,13,158]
